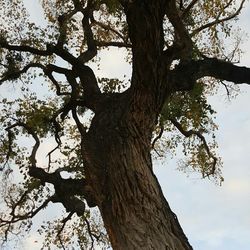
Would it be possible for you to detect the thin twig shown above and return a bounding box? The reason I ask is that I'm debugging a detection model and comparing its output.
[191,0,245,36]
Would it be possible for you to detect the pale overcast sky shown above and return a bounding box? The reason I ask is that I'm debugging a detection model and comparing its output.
[2,1,250,249]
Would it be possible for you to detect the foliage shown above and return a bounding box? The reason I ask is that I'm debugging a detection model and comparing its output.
[0,0,247,248]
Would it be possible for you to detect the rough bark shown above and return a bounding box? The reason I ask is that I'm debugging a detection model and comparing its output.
[80,2,193,249]
[83,89,192,250]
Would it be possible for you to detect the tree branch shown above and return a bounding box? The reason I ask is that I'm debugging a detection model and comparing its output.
[165,0,193,58]
[77,5,97,64]
[29,167,97,208]
[95,40,132,48]
[0,62,44,85]
[170,118,217,176]
[169,58,250,91]
[6,121,40,167]
[56,212,74,238]
[0,41,53,56]
[151,123,164,151]
[72,64,101,111]
[91,18,125,41]
[181,0,199,19]
[191,0,245,36]
[57,8,79,47]
[0,195,52,241]
[0,61,72,97]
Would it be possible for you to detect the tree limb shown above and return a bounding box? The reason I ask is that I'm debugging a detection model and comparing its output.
[151,123,164,151]
[191,0,245,36]
[0,195,52,241]
[95,40,132,48]
[0,41,53,56]
[169,58,250,91]
[181,0,200,19]
[170,118,217,176]
[29,167,97,208]
[77,4,97,64]
[0,61,72,97]
[91,18,126,41]
[165,0,193,58]
[6,121,40,167]
[0,62,44,85]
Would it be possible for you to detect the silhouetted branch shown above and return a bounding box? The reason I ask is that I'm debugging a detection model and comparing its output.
[169,58,250,91]
[166,0,193,57]
[170,118,217,176]
[0,41,53,56]
[181,0,199,19]
[78,5,97,63]
[91,19,125,40]
[6,121,40,167]
[95,41,132,48]
[151,123,164,156]
[191,0,245,36]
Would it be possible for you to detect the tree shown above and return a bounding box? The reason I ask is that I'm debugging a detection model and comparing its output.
[0,0,249,249]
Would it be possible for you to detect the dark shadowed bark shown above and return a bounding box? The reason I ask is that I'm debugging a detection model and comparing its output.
[83,89,192,249]
[78,2,193,248]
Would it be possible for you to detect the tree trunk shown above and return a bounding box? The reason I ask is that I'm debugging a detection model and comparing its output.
[83,90,193,250]
[80,2,192,249]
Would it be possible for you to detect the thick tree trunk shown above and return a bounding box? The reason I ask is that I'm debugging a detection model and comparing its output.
[81,2,192,249]
[83,91,193,250]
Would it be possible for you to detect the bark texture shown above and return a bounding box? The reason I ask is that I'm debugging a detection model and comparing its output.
[83,90,192,250]
[79,2,193,249]
[79,2,192,249]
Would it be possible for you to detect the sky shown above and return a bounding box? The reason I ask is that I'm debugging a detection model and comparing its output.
[2,1,250,249]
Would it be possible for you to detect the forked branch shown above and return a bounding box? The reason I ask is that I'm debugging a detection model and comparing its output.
[166,0,193,57]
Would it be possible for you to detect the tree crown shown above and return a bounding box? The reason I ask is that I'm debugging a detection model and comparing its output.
[0,0,248,248]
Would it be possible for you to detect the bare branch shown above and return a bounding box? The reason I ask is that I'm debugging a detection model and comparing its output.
[181,0,199,19]
[0,195,52,240]
[0,62,73,98]
[166,0,193,57]
[91,19,125,41]
[84,217,95,250]
[151,123,164,150]
[55,212,74,250]
[0,41,53,56]
[78,6,97,63]
[95,40,132,48]
[47,145,60,171]
[220,80,230,98]
[56,212,74,238]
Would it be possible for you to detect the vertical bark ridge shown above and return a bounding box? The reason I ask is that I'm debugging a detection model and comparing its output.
[83,92,192,249]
